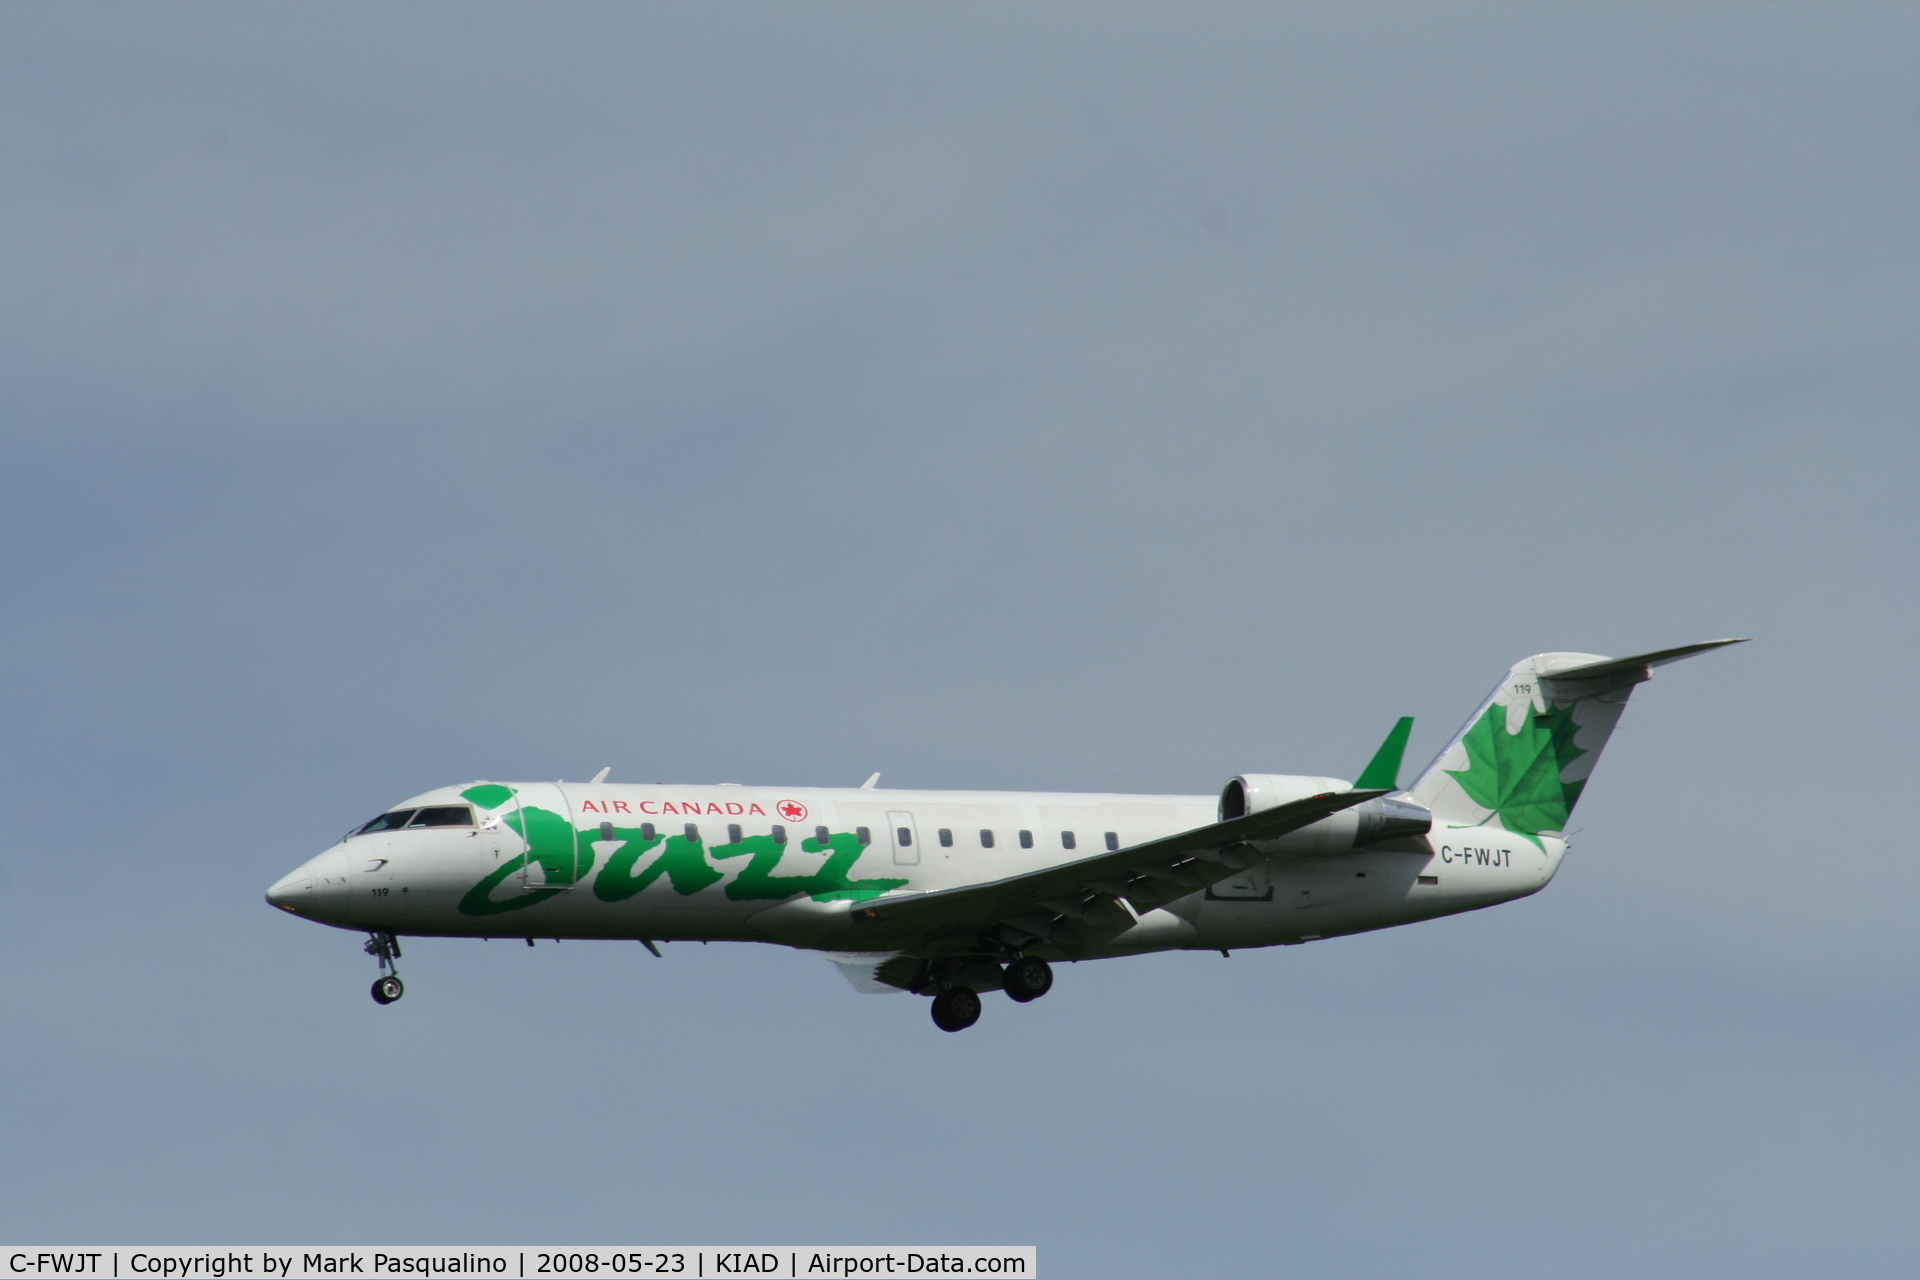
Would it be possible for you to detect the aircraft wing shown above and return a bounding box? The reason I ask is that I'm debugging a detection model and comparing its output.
[843,787,1388,954]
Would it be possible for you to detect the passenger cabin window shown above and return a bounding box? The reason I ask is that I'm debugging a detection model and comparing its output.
[938,828,953,847]
[410,806,474,828]
[856,827,871,846]
[599,821,614,841]
[641,823,656,841]
[979,829,995,848]
[728,823,743,843]
[896,827,913,847]
[815,825,830,844]
[684,823,699,841]
[1019,830,1033,849]
[1061,831,1076,850]
[772,825,787,845]
[356,810,417,834]
[1105,831,1119,851]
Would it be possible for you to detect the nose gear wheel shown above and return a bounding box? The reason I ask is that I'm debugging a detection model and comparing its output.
[364,931,404,1004]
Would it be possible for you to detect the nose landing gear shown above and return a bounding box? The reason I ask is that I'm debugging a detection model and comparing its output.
[364,932,404,1004]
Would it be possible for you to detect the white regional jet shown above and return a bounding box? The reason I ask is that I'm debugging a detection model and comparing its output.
[267,641,1742,1031]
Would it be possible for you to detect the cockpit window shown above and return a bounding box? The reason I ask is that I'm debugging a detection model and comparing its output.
[352,805,475,836]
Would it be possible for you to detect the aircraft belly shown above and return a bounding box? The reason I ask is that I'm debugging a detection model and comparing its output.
[1184,839,1560,948]
[390,884,767,940]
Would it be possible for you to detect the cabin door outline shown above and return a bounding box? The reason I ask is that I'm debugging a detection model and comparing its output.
[887,811,920,866]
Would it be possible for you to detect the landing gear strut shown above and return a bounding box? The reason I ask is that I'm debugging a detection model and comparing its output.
[930,986,982,1032]
[365,932,404,1004]
[1003,956,1053,1003]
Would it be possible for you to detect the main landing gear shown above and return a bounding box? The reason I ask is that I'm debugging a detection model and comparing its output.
[1003,956,1054,1003]
[930,986,981,1032]
[365,931,404,1004]
[927,956,1054,1032]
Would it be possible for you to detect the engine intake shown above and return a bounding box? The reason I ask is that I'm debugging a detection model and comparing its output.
[1218,773,1348,822]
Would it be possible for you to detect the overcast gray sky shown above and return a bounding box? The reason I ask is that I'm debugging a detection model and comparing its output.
[2,4,1917,1276]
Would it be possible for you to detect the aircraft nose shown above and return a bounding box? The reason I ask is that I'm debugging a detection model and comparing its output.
[266,863,315,913]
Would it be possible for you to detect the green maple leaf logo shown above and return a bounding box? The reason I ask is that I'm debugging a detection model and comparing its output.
[1445,701,1588,846]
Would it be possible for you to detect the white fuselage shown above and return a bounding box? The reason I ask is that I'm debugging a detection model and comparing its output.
[268,780,1565,958]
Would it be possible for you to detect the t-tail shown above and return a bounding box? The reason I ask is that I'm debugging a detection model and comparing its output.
[1406,640,1749,847]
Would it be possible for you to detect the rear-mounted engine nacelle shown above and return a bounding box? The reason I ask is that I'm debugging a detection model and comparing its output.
[1219,773,1349,822]
[1351,794,1433,846]
[1219,773,1432,854]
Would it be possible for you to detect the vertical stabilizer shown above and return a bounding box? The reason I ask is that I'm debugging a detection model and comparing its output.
[1407,641,1745,847]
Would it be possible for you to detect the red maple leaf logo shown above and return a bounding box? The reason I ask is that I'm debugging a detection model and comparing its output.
[777,800,808,823]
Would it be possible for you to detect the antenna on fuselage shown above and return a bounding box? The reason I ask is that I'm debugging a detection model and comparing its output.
[861,772,880,789]
[591,766,611,783]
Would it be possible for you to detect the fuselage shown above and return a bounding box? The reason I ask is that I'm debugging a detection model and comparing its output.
[266,779,1564,958]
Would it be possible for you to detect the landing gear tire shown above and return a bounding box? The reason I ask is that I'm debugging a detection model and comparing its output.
[930,986,981,1032]
[364,931,403,1004]
[1003,956,1053,1003]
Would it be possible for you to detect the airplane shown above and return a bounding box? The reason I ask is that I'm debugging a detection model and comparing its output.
[266,641,1743,1031]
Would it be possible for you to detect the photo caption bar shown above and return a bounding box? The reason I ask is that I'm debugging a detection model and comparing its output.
[2,1249,1034,1280]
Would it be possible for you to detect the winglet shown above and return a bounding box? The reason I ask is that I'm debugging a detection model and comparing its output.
[1354,716,1415,791]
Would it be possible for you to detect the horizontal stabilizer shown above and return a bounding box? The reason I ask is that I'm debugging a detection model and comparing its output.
[1543,638,1750,685]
